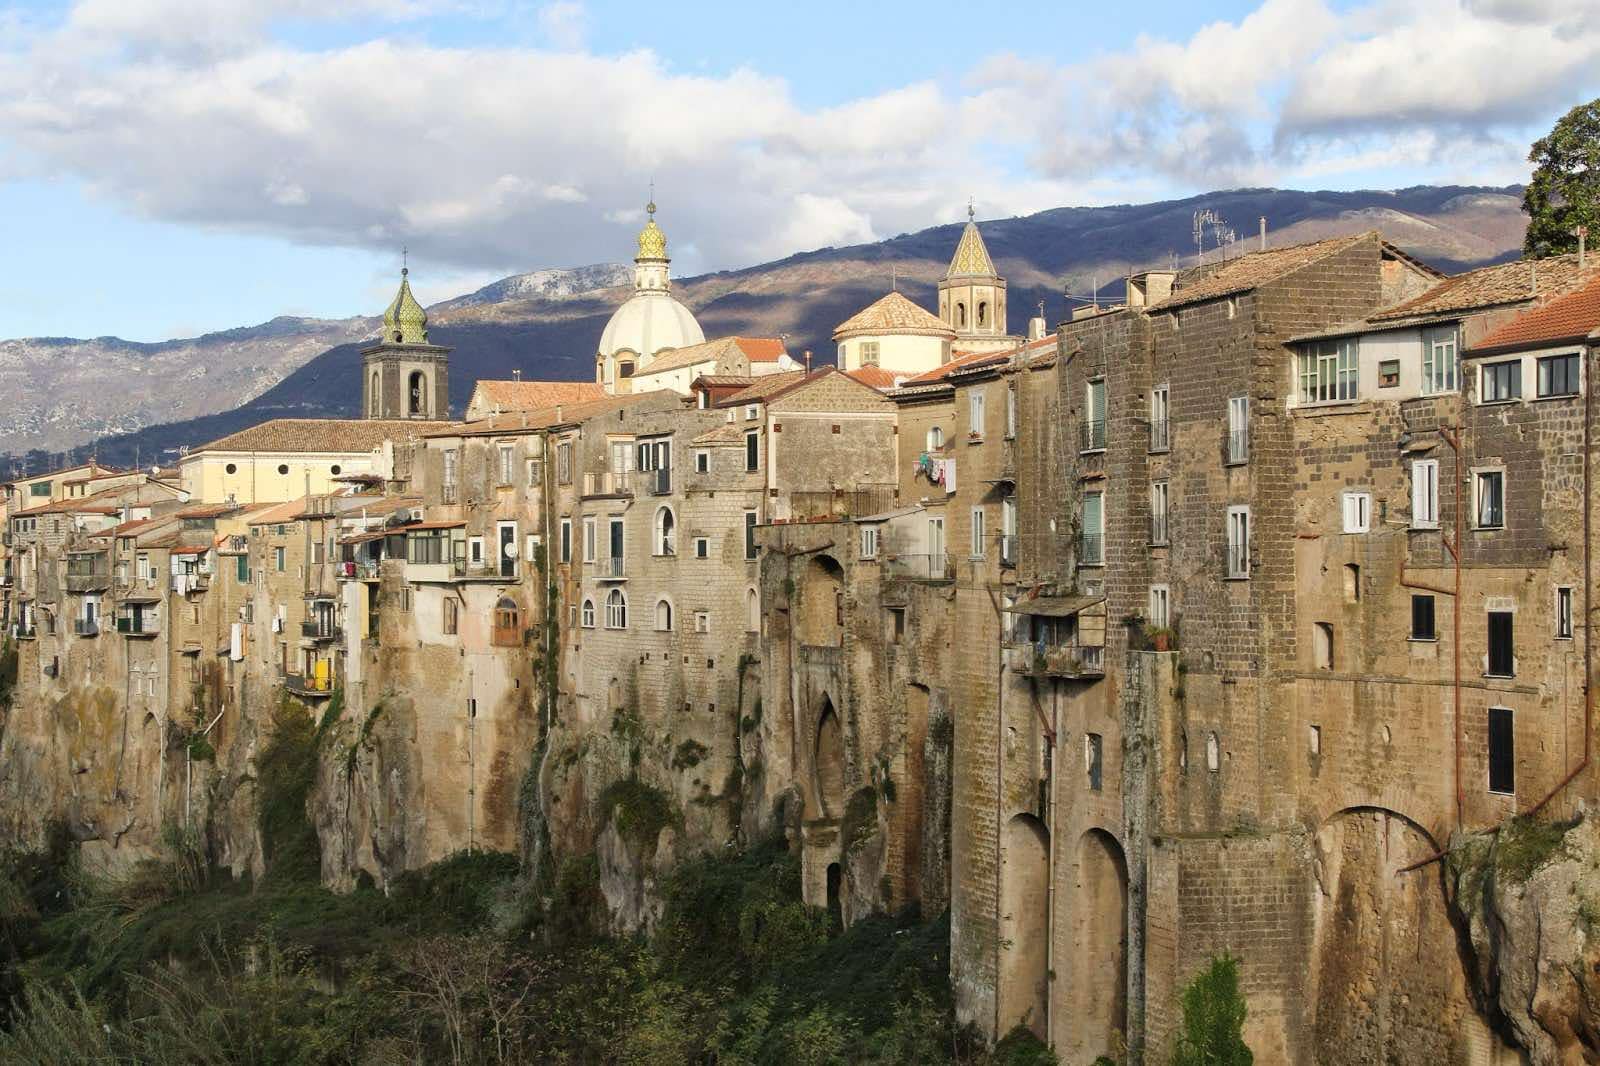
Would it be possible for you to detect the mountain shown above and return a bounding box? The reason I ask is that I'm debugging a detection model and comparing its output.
[7,185,1528,471]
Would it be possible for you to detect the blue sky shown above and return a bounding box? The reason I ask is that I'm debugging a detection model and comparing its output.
[0,0,1592,341]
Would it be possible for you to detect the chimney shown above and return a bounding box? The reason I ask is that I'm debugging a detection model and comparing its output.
[555,404,563,423]
[1259,216,1267,251]
[804,349,813,374]
[1028,316,1047,341]
[512,368,521,381]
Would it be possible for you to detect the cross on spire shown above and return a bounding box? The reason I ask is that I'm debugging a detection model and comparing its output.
[967,196,975,222]
[891,264,897,292]
[647,180,656,218]
[402,245,408,277]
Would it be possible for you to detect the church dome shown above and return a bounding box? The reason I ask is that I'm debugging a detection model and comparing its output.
[599,290,704,360]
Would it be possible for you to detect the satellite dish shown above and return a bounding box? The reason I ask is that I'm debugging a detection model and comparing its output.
[504,541,519,560]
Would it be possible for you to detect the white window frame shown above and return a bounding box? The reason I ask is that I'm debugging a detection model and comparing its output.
[580,599,595,629]
[969,391,986,438]
[1083,379,1107,451]
[1005,384,1017,439]
[1297,339,1359,405]
[694,449,710,473]
[926,425,944,451]
[604,589,628,630]
[970,507,986,558]
[1226,505,1250,579]
[468,537,484,565]
[745,404,760,421]
[694,610,711,634]
[498,444,515,486]
[860,525,879,559]
[1422,326,1459,395]
[1556,586,1574,640]
[582,517,596,563]
[860,340,880,366]
[745,430,759,472]
[1150,480,1170,545]
[1411,459,1439,529]
[694,536,710,559]
[1474,469,1505,530]
[1149,584,1170,629]
[653,506,676,557]
[1149,385,1170,451]
[1341,491,1371,534]
[1227,395,1248,464]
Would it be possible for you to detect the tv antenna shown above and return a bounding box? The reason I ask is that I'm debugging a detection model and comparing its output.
[1192,209,1235,265]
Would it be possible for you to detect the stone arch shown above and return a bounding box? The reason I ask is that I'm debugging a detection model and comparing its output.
[999,813,1050,1038]
[654,505,676,556]
[369,371,381,416]
[1309,805,1502,1064]
[1066,828,1129,1061]
[795,554,844,647]
[654,597,673,631]
[900,682,931,905]
[746,587,759,633]
[811,696,845,820]
[408,370,427,416]
[978,300,989,327]
[957,301,967,328]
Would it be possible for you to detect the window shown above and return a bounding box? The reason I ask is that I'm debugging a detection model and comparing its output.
[608,518,624,570]
[1475,470,1505,529]
[654,507,676,556]
[235,555,250,583]
[1343,563,1361,602]
[888,606,906,643]
[278,464,290,475]
[1411,594,1437,640]
[1341,491,1371,534]
[605,589,628,629]
[557,441,572,485]
[1083,380,1106,450]
[609,440,635,474]
[1085,733,1103,791]
[1422,326,1459,395]
[926,426,944,451]
[560,518,572,563]
[694,449,710,474]
[274,546,286,573]
[745,405,759,421]
[1080,492,1103,565]
[745,431,759,472]
[1298,339,1359,404]
[1226,506,1250,578]
[970,508,986,557]
[1538,353,1580,397]
[1557,586,1574,640]
[1487,611,1515,677]
[581,599,595,628]
[1378,359,1400,388]
[468,537,484,566]
[442,448,459,501]
[694,537,709,559]
[1488,707,1515,795]
[1001,496,1017,566]
[1149,585,1170,629]
[618,360,635,378]
[29,482,50,497]
[443,596,459,635]
[1206,732,1220,772]
[497,445,514,486]
[655,599,673,631]
[694,610,711,634]
[1313,622,1334,670]
[860,526,879,559]
[744,510,758,560]
[526,458,541,487]
[1227,395,1248,464]
[860,341,880,366]
[969,391,985,438]
[1149,385,1170,451]
[1150,481,1170,545]
[1411,459,1439,528]
[1309,724,1321,756]
[582,517,596,562]
[1481,360,1521,403]
[1005,385,1017,439]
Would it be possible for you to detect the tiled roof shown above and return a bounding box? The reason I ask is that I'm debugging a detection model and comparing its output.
[427,393,655,437]
[721,371,808,406]
[635,336,788,376]
[175,503,244,519]
[1149,233,1377,312]
[691,375,756,389]
[1371,253,1600,323]
[946,220,998,278]
[192,418,458,455]
[844,367,903,391]
[691,423,749,445]
[833,291,956,341]
[246,497,313,526]
[1470,273,1600,354]
[469,380,606,413]
[902,349,1007,386]
[2,461,114,489]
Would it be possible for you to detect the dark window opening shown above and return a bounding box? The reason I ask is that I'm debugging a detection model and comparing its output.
[1411,595,1437,641]
[1488,707,1515,795]
[1085,733,1103,791]
[1488,611,1515,677]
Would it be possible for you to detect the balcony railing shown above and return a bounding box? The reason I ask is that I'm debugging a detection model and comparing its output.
[339,560,381,580]
[998,535,1018,568]
[1081,419,1107,452]
[13,624,35,640]
[285,672,335,697]
[1149,512,1169,545]
[882,553,951,581]
[116,615,159,637]
[171,573,210,596]
[1227,430,1249,465]
[599,556,626,579]
[582,471,634,498]
[1149,418,1170,452]
[1006,641,1106,679]
[442,484,458,504]
[301,620,341,643]
[1078,532,1104,566]
[74,618,99,637]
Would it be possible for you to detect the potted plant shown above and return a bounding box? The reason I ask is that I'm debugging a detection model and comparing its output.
[1144,625,1176,652]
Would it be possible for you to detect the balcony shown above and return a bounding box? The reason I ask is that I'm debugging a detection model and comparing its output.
[301,620,341,643]
[883,553,951,581]
[74,618,99,637]
[339,560,381,581]
[171,573,210,596]
[116,614,159,637]
[1081,419,1106,452]
[649,467,672,496]
[285,672,335,698]
[1006,641,1106,679]
[14,624,35,640]
[1149,418,1170,453]
[582,471,634,498]
[65,559,111,593]
[1078,533,1104,567]
[597,556,627,580]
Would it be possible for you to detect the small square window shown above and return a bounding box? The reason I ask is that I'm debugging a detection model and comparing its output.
[1342,491,1371,534]
[694,449,710,474]
[1378,360,1400,388]
[694,537,710,559]
[694,611,710,634]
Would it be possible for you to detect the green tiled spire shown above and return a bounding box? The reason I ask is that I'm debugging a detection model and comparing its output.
[382,267,429,345]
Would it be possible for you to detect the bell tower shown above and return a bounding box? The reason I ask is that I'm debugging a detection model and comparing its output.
[362,261,451,420]
[938,203,1015,353]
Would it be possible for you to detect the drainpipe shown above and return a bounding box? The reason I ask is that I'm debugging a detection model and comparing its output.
[993,587,1005,1042]
[1044,680,1059,1047]
[1525,337,1595,816]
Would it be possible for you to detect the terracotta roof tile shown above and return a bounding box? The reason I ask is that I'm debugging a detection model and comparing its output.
[634,336,789,376]
[902,349,1006,386]
[1372,253,1600,322]
[833,291,956,341]
[843,367,903,391]
[193,418,457,455]
[720,371,809,405]
[247,497,313,526]
[427,393,660,437]
[470,380,606,413]
[1149,233,1380,312]
[1469,273,1600,354]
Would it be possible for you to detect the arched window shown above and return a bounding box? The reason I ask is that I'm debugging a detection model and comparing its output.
[409,371,426,416]
[978,301,988,327]
[491,595,522,647]
[1206,731,1220,772]
[370,372,381,416]
[581,599,595,628]
[926,426,944,451]
[746,588,760,633]
[654,506,676,556]
[605,588,627,629]
[957,302,967,327]
[655,599,673,631]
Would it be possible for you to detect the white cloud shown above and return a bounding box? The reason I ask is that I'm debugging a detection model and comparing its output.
[0,0,1592,283]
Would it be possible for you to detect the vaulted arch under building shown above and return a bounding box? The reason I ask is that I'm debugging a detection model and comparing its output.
[999,813,1050,1038]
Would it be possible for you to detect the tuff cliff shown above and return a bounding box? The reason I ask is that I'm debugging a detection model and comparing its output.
[1447,810,1600,1065]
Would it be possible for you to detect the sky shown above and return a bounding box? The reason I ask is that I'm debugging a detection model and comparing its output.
[0,0,1596,341]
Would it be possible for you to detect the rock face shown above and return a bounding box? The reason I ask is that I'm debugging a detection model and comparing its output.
[1447,811,1600,1065]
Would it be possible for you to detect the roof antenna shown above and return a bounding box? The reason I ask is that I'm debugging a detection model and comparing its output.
[891,264,897,292]
[402,245,408,277]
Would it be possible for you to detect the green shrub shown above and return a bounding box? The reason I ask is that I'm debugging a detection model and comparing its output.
[990,1024,1059,1064]
[598,776,679,851]
[257,697,322,885]
[1172,954,1251,1066]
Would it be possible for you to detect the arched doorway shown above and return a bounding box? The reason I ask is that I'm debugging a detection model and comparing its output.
[1310,807,1503,1063]
[1068,828,1128,1060]
[999,813,1050,1038]
[813,698,845,819]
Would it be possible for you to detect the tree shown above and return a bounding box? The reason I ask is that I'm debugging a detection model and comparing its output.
[1171,954,1251,1066]
[1524,99,1600,258]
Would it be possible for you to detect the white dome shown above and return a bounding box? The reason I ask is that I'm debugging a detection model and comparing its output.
[599,291,704,364]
